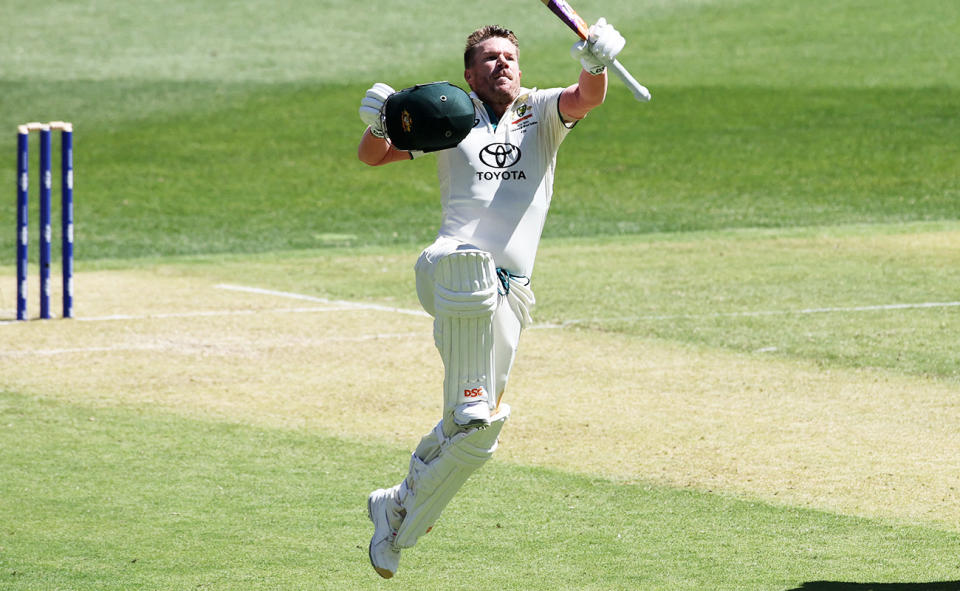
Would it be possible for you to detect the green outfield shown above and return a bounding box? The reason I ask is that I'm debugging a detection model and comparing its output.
[1,0,959,588]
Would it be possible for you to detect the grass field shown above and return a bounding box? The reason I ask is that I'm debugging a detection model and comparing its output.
[2,0,959,588]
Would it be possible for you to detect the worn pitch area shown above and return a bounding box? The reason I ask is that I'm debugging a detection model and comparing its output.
[1,268,957,530]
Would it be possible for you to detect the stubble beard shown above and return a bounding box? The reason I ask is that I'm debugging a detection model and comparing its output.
[482,77,520,110]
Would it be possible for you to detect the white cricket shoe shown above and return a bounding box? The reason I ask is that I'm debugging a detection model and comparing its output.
[367,485,403,578]
[453,400,491,428]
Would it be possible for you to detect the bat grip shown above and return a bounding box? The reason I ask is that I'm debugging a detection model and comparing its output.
[609,59,651,102]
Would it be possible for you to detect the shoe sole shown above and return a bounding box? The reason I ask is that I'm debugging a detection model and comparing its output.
[455,418,490,429]
[367,492,395,579]
[453,412,491,429]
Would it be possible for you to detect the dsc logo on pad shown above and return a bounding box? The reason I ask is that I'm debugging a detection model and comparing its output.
[463,387,486,398]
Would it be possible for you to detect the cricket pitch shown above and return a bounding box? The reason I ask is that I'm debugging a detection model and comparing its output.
[1,267,958,530]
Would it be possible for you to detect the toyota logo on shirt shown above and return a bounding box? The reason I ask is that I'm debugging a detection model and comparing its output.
[479,143,522,168]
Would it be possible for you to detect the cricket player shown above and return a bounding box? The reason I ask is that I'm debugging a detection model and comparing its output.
[357,20,626,578]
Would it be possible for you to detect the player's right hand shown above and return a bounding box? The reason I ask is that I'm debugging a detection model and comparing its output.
[586,18,625,66]
[359,83,395,138]
[571,40,606,75]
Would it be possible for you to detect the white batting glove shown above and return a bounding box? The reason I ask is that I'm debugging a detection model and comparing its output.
[571,18,625,74]
[358,82,395,138]
[571,40,606,75]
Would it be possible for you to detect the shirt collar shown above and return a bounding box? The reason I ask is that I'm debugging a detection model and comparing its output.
[469,88,534,127]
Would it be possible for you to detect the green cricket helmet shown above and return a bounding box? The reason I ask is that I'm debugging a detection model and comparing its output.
[382,82,476,152]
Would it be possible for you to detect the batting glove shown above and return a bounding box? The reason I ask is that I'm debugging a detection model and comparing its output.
[359,82,395,138]
[571,18,625,74]
[571,40,607,75]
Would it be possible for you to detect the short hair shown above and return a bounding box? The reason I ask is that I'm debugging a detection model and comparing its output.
[464,25,519,68]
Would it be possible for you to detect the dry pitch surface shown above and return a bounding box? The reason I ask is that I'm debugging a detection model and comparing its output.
[1,267,958,531]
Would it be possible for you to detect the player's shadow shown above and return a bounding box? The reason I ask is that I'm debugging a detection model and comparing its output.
[785,582,960,591]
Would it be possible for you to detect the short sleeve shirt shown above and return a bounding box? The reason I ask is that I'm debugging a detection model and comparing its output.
[433,86,572,277]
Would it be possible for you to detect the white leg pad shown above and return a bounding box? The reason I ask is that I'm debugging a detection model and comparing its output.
[433,250,499,420]
[393,404,510,549]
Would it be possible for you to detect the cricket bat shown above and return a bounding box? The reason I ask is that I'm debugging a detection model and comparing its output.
[539,0,652,102]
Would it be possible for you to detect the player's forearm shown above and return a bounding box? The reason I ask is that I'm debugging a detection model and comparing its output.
[358,129,408,166]
[576,67,608,108]
[559,68,607,121]
[358,128,388,165]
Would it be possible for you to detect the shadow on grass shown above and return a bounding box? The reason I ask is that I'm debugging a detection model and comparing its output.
[786,582,960,591]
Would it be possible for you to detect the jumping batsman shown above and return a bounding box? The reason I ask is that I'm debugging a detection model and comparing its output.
[357,19,627,578]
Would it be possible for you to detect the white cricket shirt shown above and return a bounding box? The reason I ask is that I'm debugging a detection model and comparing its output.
[429,86,573,277]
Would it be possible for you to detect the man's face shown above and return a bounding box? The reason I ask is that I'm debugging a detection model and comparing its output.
[464,37,521,106]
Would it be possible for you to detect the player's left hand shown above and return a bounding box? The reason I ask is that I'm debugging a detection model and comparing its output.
[586,18,625,66]
[359,82,395,138]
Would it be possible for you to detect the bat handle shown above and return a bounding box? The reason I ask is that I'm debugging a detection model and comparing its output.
[610,58,651,102]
